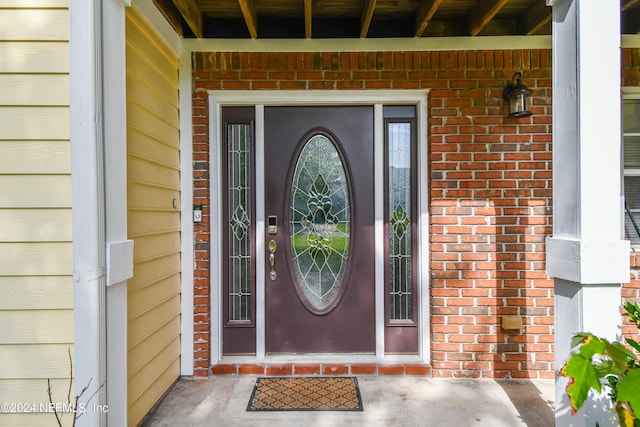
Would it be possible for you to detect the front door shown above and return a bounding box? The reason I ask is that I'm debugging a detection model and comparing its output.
[264,106,375,353]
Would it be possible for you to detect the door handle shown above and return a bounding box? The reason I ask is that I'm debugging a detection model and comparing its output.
[268,239,277,281]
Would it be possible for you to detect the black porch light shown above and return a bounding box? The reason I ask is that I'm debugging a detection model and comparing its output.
[502,72,532,118]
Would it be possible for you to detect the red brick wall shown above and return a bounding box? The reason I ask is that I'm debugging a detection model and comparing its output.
[191,48,640,378]
[426,50,553,379]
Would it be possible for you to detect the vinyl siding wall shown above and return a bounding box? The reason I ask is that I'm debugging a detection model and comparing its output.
[0,1,73,426]
[126,7,181,426]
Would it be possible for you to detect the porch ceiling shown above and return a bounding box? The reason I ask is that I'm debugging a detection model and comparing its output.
[156,0,640,40]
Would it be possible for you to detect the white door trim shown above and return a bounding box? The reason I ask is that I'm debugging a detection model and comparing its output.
[209,90,430,364]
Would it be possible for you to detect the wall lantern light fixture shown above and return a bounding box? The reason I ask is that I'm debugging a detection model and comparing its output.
[502,72,532,118]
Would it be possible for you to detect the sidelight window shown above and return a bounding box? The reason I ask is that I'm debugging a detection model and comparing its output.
[384,107,417,326]
[624,97,640,247]
[388,122,413,321]
[227,123,253,321]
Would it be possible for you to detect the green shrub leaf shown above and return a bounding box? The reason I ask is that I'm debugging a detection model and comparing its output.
[595,360,624,378]
[618,369,640,417]
[626,337,640,354]
[579,335,608,359]
[562,353,602,412]
[616,404,636,427]
[571,332,594,350]
[607,342,638,370]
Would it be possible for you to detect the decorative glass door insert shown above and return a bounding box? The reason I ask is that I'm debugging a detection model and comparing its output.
[290,133,351,312]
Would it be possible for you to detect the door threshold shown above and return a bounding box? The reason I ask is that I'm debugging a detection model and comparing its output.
[211,356,431,377]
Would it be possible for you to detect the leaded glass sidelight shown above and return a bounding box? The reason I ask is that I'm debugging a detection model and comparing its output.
[290,134,351,311]
[228,123,252,322]
[388,122,413,321]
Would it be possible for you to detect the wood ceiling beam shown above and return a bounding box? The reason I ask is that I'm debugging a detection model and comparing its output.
[153,0,184,37]
[468,0,510,36]
[623,0,640,11]
[238,0,258,39]
[414,0,443,37]
[360,0,377,38]
[304,0,312,39]
[519,0,551,35]
[171,0,202,38]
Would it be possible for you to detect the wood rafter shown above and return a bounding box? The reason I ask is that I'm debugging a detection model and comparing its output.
[623,0,640,11]
[171,0,203,38]
[152,0,637,40]
[304,0,312,39]
[153,0,184,37]
[519,0,551,35]
[414,0,443,37]
[468,0,510,36]
[237,0,258,39]
[360,0,377,38]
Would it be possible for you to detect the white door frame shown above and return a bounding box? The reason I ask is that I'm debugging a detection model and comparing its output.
[208,90,430,364]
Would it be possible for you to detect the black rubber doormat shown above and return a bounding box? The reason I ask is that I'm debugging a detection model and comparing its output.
[246,377,363,411]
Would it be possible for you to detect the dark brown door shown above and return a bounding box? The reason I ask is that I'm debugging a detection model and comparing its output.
[264,106,375,353]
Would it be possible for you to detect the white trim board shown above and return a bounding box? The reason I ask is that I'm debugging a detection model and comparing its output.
[187,36,552,52]
[208,90,430,364]
[183,34,640,55]
[179,49,195,376]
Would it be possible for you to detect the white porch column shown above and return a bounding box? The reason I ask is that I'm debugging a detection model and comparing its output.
[103,0,132,425]
[71,0,133,425]
[70,1,107,425]
[548,1,629,426]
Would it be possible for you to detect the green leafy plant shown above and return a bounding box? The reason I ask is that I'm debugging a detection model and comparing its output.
[561,302,640,427]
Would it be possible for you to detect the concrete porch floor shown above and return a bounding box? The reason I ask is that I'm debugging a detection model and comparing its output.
[142,376,555,426]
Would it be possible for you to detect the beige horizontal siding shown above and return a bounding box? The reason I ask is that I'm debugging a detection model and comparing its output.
[0,74,69,105]
[0,8,68,40]
[127,357,180,427]
[128,253,181,291]
[0,277,72,310]
[0,141,70,173]
[0,310,73,343]
[0,1,67,7]
[0,413,74,427]
[0,378,73,405]
[127,103,180,152]
[128,276,181,323]
[0,209,71,242]
[128,211,180,238]
[128,315,180,376]
[128,184,181,212]
[0,42,68,73]
[0,3,73,426]
[128,156,180,190]
[0,242,71,276]
[0,344,74,379]
[127,73,179,121]
[0,106,69,140]
[126,5,181,426]
[0,414,71,427]
[0,175,71,208]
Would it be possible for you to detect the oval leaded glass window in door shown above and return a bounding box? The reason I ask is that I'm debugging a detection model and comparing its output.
[289,133,351,312]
